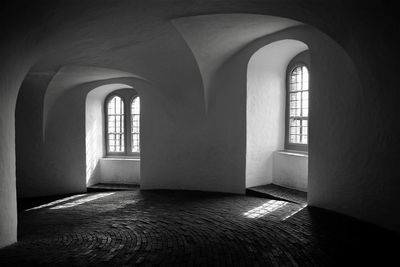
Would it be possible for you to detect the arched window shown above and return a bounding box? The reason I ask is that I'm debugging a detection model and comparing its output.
[105,89,140,156]
[286,63,309,151]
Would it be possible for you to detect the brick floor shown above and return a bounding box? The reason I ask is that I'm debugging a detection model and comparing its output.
[0,189,398,266]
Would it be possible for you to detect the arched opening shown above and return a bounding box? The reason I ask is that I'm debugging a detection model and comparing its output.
[14,66,147,199]
[238,18,364,218]
[246,40,309,195]
[86,84,141,187]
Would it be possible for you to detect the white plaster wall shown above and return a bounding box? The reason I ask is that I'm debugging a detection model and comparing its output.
[100,159,140,185]
[16,72,89,198]
[0,42,33,247]
[16,74,51,198]
[0,85,18,248]
[273,151,308,191]
[85,91,104,186]
[246,40,308,188]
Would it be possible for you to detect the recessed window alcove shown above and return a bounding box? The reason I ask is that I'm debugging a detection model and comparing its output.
[86,84,141,187]
[246,39,309,193]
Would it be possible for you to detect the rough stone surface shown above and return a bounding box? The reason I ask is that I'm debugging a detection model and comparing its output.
[0,189,398,266]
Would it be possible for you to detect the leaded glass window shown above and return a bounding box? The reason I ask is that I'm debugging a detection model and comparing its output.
[107,96,125,152]
[131,97,140,153]
[288,65,309,145]
[105,89,140,156]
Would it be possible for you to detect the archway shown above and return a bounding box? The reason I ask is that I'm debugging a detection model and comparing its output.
[246,39,309,192]
[86,84,141,187]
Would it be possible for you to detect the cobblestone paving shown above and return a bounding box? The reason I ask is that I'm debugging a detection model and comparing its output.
[0,189,398,266]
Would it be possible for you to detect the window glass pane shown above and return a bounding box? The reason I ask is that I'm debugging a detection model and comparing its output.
[290,135,300,143]
[292,82,297,91]
[131,97,140,153]
[302,124,308,134]
[131,97,140,115]
[296,107,301,117]
[296,92,302,101]
[302,66,309,89]
[107,96,125,152]
[301,135,308,144]
[302,98,309,109]
[288,65,309,145]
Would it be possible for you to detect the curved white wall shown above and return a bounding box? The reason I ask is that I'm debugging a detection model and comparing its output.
[1,42,34,247]
[246,40,308,188]
[0,80,18,248]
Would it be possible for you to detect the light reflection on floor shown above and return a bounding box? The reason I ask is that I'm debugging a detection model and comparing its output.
[50,193,114,209]
[282,204,307,220]
[25,194,87,211]
[243,200,288,219]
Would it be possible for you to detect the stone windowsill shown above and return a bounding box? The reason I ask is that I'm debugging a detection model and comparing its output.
[276,150,308,158]
[102,157,140,161]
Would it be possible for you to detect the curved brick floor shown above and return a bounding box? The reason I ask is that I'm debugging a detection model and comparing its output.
[0,189,398,266]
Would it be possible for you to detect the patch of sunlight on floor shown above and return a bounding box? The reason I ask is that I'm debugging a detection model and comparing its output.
[243,200,288,219]
[282,204,307,220]
[50,193,115,209]
[25,194,87,211]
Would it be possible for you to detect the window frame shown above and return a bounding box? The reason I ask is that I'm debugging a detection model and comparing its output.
[104,89,140,157]
[285,56,310,152]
